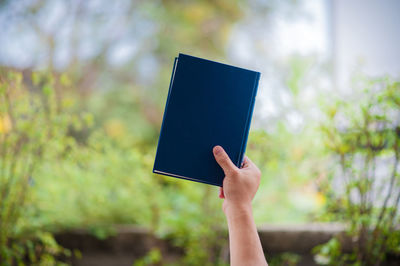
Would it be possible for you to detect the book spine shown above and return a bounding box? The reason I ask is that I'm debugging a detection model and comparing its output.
[237,72,260,167]
[153,57,178,173]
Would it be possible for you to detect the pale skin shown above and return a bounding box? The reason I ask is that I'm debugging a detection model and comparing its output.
[213,145,268,266]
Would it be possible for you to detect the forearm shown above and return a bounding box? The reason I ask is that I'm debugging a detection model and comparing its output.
[225,204,267,266]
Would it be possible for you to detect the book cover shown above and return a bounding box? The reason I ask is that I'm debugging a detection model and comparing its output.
[153,53,261,186]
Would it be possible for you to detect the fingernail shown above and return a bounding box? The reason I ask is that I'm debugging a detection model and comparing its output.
[213,146,222,155]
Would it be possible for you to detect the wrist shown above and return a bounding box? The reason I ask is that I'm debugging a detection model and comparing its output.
[223,201,253,219]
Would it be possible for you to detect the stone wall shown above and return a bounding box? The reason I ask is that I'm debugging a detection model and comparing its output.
[55,224,399,266]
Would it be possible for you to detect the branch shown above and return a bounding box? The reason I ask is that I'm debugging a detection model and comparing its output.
[374,176,400,264]
[375,150,398,229]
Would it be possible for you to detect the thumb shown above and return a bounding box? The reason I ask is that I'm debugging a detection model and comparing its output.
[213,146,237,174]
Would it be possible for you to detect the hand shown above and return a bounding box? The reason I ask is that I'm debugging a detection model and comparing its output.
[213,146,267,266]
[213,145,261,214]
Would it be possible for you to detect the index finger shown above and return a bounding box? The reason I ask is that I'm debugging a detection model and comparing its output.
[244,156,258,167]
[241,156,251,168]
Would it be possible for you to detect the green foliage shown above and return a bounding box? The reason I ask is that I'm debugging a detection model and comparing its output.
[3,231,71,266]
[268,252,301,266]
[133,248,162,266]
[156,184,228,266]
[0,3,328,261]
[314,77,400,265]
[0,70,72,265]
[249,126,326,224]
[0,0,334,265]
[0,68,227,265]
[313,238,348,265]
[0,70,324,266]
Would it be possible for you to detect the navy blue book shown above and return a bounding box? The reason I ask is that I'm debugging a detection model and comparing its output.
[153,53,261,186]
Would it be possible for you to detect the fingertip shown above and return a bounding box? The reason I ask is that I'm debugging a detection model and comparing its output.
[213,145,223,155]
[240,156,249,168]
[213,146,237,174]
[219,187,225,199]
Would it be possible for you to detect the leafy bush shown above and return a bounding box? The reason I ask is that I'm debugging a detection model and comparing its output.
[0,70,72,265]
[314,77,400,265]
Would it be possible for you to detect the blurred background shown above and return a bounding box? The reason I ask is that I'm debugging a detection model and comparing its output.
[1,0,399,265]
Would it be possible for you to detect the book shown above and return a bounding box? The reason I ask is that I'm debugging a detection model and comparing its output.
[153,53,261,186]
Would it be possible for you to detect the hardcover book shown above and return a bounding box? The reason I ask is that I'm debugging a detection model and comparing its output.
[153,53,261,186]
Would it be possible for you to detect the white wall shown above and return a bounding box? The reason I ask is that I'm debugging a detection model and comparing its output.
[332,0,400,90]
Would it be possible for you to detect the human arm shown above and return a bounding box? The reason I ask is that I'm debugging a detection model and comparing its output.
[213,145,268,266]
